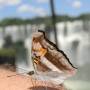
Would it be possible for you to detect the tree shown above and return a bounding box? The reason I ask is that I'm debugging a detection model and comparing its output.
[3,35,13,48]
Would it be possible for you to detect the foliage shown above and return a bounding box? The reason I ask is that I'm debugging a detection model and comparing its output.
[3,35,13,48]
[0,48,16,57]
[77,13,90,20]
[3,35,25,56]
[0,14,90,26]
[13,41,24,49]
[0,18,25,26]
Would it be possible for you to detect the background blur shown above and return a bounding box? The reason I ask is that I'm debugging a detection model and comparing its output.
[0,0,90,90]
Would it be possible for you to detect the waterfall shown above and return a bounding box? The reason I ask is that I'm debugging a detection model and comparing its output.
[56,20,90,67]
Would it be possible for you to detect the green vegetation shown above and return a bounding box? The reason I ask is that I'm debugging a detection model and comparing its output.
[2,35,25,57]
[3,35,13,48]
[13,41,24,49]
[0,13,90,26]
[0,48,16,57]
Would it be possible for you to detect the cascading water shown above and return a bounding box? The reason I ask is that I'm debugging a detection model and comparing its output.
[56,20,90,67]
